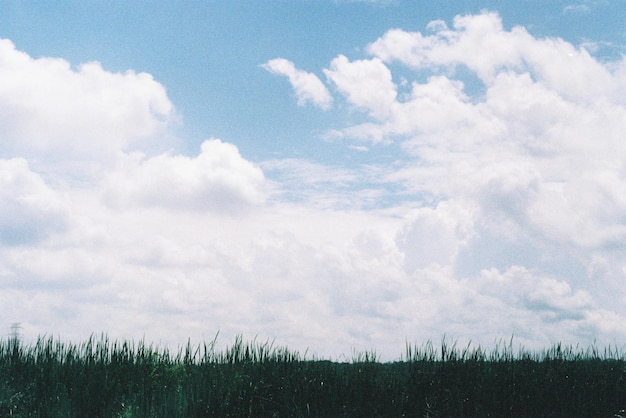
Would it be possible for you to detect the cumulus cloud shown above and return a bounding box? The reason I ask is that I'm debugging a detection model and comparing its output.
[0,39,173,166]
[104,139,267,213]
[262,58,333,110]
[254,11,626,350]
[324,55,396,119]
[368,12,616,99]
[317,12,626,257]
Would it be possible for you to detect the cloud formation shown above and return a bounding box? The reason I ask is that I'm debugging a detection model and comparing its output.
[324,55,397,119]
[0,39,173,164]
[3,10,626,360]
[262,58,333,110]
[104,139,267,213]
[261,11,626,353]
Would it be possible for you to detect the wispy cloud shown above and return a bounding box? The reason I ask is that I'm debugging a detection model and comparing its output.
[563,4,592,14]
[262,58,333,110]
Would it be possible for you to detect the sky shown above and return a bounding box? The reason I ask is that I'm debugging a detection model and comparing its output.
[1,0,626,360]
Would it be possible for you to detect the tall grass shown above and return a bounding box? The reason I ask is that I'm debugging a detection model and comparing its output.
[1,334,625,417]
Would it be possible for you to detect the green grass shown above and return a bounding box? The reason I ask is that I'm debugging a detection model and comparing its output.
[1,334,625,417]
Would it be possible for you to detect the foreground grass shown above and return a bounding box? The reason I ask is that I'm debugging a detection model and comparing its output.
[1,335,625,417]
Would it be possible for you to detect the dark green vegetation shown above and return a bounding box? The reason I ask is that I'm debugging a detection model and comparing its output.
[1,334,625,417]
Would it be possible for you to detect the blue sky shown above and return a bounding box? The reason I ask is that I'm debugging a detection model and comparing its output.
[1,0,626,359]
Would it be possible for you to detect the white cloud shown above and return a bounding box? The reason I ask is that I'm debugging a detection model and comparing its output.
[318,12,626,256]
[368,11,616,99]
[478,266,594,315]
[0,158,68,246]
[104,139,268,213]
[395,201,474,272]
[261,158,363,208]
[274,11,626,354]
[256,11,626,351]
[563,4,591,14]
[324,55,396,119]
[262,58,333,110]
[0,38,174,170]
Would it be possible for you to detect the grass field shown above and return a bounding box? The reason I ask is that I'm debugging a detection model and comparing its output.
[1,333,625,417]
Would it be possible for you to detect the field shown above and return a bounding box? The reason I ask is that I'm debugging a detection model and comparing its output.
[1,334,625,417]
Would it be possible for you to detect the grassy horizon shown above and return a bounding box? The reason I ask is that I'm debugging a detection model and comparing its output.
[1,333,626,417]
